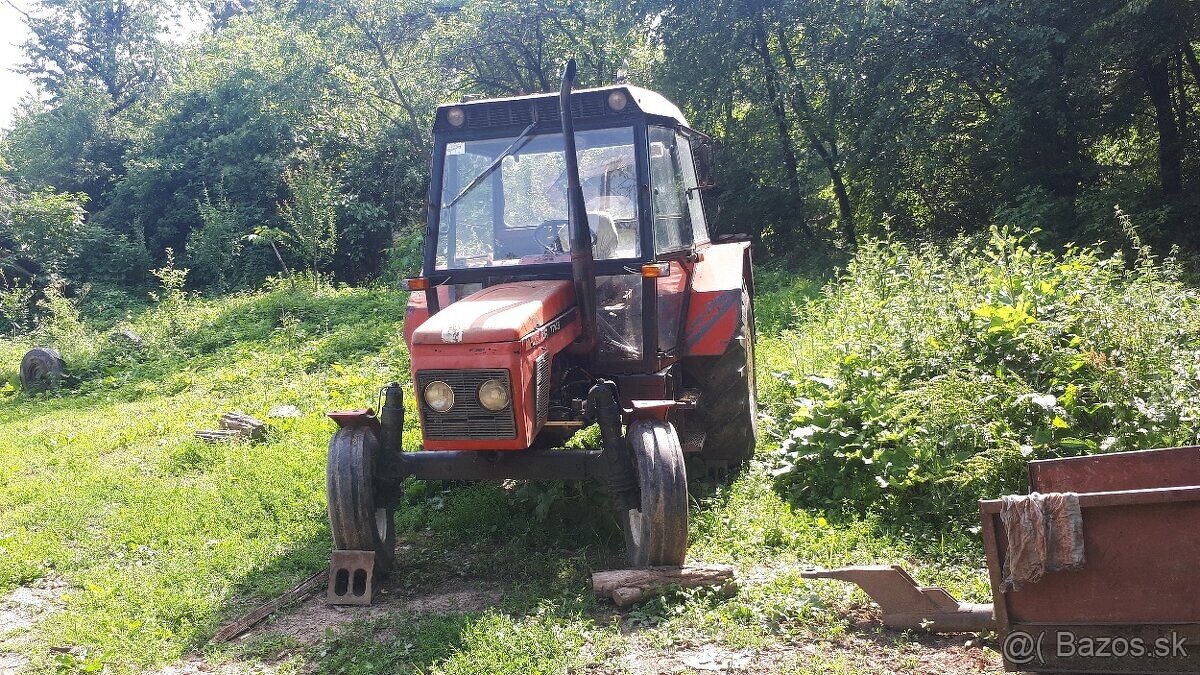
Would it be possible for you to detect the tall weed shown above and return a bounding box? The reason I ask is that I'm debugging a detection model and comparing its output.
[767,227,1200,525]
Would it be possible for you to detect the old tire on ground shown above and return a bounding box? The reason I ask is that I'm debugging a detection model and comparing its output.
[20,347,65,393]
[622,419,689,567]
[689,286,757,467]
[327,425,396,574]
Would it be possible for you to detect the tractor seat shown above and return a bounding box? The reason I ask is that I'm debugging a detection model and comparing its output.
[559,211,619,260]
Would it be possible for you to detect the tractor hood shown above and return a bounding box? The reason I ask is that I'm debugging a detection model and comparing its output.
[411,280,575,345]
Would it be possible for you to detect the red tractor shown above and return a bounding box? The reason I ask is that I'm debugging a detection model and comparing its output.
[325,61,757,603]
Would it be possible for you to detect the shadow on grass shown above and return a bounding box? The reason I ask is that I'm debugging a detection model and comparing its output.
[0,288,409,417]
[204,479,631,674]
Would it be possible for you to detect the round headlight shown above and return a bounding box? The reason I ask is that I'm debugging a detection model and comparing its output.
[478,379,510,411]
[446,106,466,127]
[607,90,628,112]
[424,380,454,413]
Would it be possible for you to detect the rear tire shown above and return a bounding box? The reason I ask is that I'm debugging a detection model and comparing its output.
[327,426,397,574]
[621,420,689,567]
[20,347,65,393]
[689,287,757,467]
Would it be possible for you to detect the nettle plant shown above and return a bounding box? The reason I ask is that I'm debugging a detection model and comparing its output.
[769,228,1200,525]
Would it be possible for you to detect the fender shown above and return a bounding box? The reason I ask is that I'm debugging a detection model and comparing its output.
[403,285,454,348]
[683,241,752,357]
[327,409,382,434]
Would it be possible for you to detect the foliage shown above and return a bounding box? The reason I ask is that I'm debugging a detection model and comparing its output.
[766,228,1200,524]
[15,0,175,113]
[148,248,190,336]
[187,188,246,291]
[278,162,342,287]
[5,0,1200,287]
[0,84,130,208]
[6,188,89,276]
[0,277,35,334]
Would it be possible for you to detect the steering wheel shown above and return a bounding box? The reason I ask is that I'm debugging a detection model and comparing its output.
[533,219,568,254]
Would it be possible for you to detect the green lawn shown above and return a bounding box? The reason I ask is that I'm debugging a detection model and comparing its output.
[0,283,998,674]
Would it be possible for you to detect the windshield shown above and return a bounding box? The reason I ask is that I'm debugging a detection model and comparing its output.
[435,126,640,270]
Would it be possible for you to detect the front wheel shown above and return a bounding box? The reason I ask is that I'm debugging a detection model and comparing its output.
[621,420,689,567]
[327,426,396,574]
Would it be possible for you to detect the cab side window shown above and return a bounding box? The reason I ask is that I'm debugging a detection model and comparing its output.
[676,133,710,244]
[649,126,693,253]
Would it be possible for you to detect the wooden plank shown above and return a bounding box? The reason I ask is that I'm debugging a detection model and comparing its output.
[209,570,326,644]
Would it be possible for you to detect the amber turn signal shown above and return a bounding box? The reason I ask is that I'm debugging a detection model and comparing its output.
[403,277,430,291]
[641,263,670,278]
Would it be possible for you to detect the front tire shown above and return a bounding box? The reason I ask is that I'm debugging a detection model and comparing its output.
[327,426,396,574]
[621,420,689,567]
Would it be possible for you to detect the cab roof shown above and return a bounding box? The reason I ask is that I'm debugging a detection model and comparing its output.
[433,85,691,133]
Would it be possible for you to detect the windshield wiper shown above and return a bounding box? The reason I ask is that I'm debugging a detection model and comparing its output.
[442,119,539,212]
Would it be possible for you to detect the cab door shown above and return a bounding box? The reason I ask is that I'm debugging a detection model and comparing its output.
[648,126,711,359]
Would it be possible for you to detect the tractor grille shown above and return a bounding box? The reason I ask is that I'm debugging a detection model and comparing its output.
[534,353,550,427]
[417,369,516,440]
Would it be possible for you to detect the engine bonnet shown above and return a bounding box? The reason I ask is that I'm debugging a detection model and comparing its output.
[411,280,575,345]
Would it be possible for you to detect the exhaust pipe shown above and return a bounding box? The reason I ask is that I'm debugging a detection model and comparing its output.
[559,58,597,356]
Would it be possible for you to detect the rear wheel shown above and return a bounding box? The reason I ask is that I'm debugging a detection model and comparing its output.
[689,287,757,467]
[20,347,65,393]
[621,420,689,567]
[327,426,396,573]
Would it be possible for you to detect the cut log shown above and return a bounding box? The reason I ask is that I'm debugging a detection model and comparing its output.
[219,412,267,440]
[20,347,65,392]
[592,564,736,608]
[196,412,268,444]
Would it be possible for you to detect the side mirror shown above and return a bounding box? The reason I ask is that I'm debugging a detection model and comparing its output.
[692,139,717,190]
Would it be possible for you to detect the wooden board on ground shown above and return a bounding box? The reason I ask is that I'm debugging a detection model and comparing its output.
[209,569,326,644]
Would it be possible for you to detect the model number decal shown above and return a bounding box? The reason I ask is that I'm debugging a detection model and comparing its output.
[524,308,576,348]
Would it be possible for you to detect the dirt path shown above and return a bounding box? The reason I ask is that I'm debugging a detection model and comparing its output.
[0,578,69,675]
[184,569,1005,675]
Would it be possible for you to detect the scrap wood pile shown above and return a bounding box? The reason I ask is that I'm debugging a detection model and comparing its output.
[195,412,268,443]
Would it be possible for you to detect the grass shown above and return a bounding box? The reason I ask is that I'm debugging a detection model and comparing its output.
[0,276,999,674]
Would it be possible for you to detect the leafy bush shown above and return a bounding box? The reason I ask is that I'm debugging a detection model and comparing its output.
[278,162,342,288]
[766,227,1200,525]
[7,188,89,275]
[187,189,246,291]
[0,277,35,334]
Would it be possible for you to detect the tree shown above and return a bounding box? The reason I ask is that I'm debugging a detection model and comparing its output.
[0,84,130,209]
[12,0,177,114]
[433,0,651,95]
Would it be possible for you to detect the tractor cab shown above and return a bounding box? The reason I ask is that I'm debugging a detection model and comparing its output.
[325,63,757,605]
[408,84,714,370]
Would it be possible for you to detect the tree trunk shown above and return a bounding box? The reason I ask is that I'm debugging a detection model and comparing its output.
[269,241,295,288]
[1186,45,1200,89]
[1144,56,1184,196]
[774,28,856,250]
[750,23,814,243]
[1176,53,1190,150]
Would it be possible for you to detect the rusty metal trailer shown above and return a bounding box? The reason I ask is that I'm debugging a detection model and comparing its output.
[806,446,1200,673]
